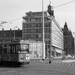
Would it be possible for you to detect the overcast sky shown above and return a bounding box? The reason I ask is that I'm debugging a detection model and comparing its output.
[0,0,75,33]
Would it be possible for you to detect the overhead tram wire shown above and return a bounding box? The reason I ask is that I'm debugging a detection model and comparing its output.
[54,0,75,8]
[1,0,75,24]
[7,17,22,23]
[0,17,22,25]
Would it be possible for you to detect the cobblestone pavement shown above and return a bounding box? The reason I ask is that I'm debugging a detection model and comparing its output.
[0,60,75,75]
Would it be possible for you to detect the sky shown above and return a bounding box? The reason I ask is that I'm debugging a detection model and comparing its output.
[0,0,75,34]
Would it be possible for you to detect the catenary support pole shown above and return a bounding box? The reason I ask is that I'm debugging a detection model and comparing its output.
[42,0,45,60]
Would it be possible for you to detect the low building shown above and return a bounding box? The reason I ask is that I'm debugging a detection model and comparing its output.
[0,29,22,42]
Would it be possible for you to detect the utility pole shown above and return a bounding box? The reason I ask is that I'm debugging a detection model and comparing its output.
[14,26,18,40]
[49,17,52,64]
[42,0,45,60]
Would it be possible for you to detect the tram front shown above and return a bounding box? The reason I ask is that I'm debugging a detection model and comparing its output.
[18,40,30,64]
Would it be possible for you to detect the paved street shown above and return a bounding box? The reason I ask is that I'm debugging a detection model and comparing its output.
[0,59,75,75]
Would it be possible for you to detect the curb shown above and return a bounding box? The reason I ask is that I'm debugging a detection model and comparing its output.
[39,60,75,65]
[51,62,75,65]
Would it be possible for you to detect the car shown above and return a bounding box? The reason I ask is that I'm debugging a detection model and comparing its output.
[65,55,72,59]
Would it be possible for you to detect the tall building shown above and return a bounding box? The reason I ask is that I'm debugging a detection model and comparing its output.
[62,22,74,55]
[22,4,63,58]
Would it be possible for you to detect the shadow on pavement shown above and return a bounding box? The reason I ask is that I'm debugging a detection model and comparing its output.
[0,62,22,68]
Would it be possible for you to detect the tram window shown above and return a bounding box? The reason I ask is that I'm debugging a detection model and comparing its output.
[16,45,20,53]
[2,45,7,53]
[7,45,11,53]
[21,44,28,50]
[12,45,16,53]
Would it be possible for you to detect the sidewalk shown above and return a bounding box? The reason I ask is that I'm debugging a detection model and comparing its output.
[39,58,75,65]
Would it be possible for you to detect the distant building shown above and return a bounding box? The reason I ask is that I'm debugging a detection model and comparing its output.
[22,4,64,58]
[62,22,74,55]
[0,29,22,42]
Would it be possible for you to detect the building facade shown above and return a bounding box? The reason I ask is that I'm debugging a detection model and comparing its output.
[51,17,63,58]
[0,29,22,42]
[62,22,74,55]
[22,4,63,58]
[22,40,44,59]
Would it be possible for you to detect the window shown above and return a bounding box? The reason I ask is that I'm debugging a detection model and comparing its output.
[2,45,7,53]
[45,41,50,44]
[20,44,29,53]
[36,29,38,33]
[1,45,11,53]
[45,28,50,33]
[45,34,50,39]
[23,25,25,28]
[16,45,20,53]
[36,24,38,27]
[31,18,36,21]
[31,24,35,27]
[26,24,28,27]
[36,34,38,38]
[11,45,16,53]
[45,23,50,27]
[29,24,31,27]
[34,51,37,55]
[7,45,11,53]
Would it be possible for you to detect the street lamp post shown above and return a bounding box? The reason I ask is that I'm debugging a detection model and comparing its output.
[14,26,18,40]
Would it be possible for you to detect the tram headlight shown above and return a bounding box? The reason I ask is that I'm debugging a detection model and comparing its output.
[26,56,30,59]
[26,54,30,59]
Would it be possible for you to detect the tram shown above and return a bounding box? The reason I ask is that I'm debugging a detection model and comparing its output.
[0,40,30,66]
